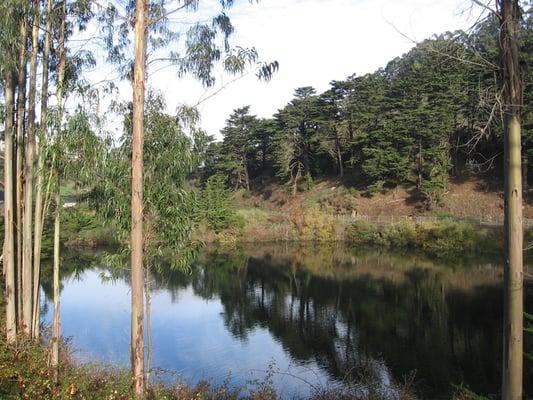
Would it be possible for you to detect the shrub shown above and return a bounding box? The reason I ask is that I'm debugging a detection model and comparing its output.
[348,188,361,198]
[416,220,479,257]
[301,206,335,242]
[199,175,239,233]
[347,219,489,259]
[347,220,381,246]
[365,180,385,196]
[381,220,418,248]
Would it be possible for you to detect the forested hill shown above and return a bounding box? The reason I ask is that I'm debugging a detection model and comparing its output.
[200,12,533,208]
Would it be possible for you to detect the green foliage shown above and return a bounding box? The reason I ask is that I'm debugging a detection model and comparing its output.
[347,219,492,258]
[217,106,258,189]
[204,107,278,188]
[198,175,239,233]
[274,87,322,193]
[201,16,533,196]
[0,327,132,400]
[451,384,492,400]
[348,188,360,198]
[0,0,26,72]
[91,92,200,268]
[98,0,277,84]
[346,220,383,246]
[300,206,336,242]
[416,220,480,257]
[365,180,385,196]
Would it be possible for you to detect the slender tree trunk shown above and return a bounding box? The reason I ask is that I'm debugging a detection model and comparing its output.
[51,189,60,383]
[131,0,147,396]
[50,0,66,380]
[22,0,39,338]
[145,263,152,385]
[16,16,29,334]
[498,1,524,399]
[32,0,53,340]
[4,71,17,343]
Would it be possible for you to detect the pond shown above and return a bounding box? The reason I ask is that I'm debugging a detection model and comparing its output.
[42,243,533,399]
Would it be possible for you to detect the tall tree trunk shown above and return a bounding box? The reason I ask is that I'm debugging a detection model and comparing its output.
[4,71,17,343]
[16,15,29,334]
[145,262,152,385]
[32,0,53,340]
[51,189,60,383]
[131,0,147,396]
[498,1,524,399]
[22,0,39,338]
[50,0,66,380]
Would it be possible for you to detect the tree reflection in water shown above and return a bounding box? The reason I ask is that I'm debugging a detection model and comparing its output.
[44,244,532,399]
[172,244,531,398]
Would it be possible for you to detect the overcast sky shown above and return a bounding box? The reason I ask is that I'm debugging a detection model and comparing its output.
[87,0,485,140]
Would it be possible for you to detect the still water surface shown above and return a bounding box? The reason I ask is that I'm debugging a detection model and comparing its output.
[42,244,532,399]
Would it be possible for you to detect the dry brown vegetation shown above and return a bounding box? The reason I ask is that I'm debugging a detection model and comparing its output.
[233,177,533,223]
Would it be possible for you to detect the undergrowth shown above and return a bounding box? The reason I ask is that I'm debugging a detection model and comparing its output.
[347,219,499,258]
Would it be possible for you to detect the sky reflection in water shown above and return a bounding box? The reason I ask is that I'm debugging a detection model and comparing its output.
[42,245,533,399]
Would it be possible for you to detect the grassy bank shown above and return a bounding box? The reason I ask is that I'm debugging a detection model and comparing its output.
[57,201,508,260]
[193,178,520,259]
[346,218,502,259]
[0,318,271,400]
[0,321,419,400]
[201,204,506,260]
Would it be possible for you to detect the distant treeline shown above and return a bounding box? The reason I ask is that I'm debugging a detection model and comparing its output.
[201,12,533,204]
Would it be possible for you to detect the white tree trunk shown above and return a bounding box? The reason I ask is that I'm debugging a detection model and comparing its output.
[51,189,61,382]
[131,0,148,397]
[4,71,17,343]
[32,0,53,340]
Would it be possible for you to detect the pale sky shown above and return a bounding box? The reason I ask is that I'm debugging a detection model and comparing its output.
[81,0,485,140]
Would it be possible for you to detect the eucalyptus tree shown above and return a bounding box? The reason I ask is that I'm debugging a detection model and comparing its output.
[26,0,96,373]
[91,92,202,393]
[98,1,276,395]
[32,0,54,339]
[50,0,68,377]
[130,1,147,393]
[0,0,95,344]
[496,1,524,398]
[21,0,41,336]
[15,1,29,333]
[0,0,25,344]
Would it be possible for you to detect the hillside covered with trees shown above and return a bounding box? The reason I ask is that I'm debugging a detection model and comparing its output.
[203,12,533,209]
